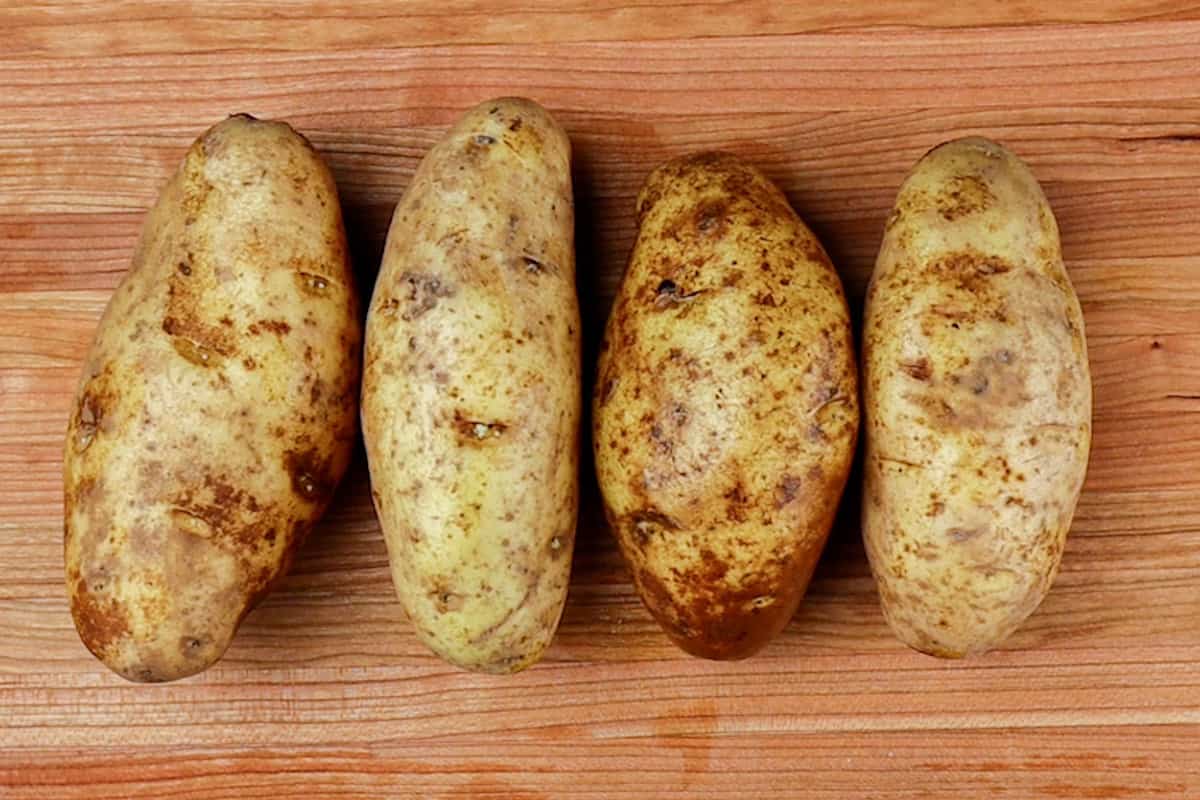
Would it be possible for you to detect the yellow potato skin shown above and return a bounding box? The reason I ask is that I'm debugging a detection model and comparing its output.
[863,137,1092,658]
[63,115,360,682]
[594,152,859,660]
[361,98,580,674]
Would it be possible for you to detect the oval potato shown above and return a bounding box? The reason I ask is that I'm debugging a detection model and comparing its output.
[594,152,859,659]
[362,98,580,674]
[862,137,1092,657]
[63,115,360,682]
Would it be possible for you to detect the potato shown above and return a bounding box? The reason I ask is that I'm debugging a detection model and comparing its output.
[361,98,579,674]
[63,115,360,682]
[593,152,859,659]
[862,137,1092,658]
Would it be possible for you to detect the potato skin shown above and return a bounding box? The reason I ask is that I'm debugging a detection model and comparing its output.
[63,115,360,683]
[594,152,859,660]
[361,98,579,674]
[862,137,1092,658]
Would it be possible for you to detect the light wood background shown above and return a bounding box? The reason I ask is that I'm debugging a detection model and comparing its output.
[2,2,1199,798]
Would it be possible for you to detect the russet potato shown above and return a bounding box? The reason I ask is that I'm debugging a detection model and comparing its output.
[862,137,1092,657]
[64,115,360,682]
[594,152,859,659]
[361,98,580,673]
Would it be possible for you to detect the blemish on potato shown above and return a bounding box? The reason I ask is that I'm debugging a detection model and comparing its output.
[936,173,995,220]
[394,272,456,321]
[520,254,549,274]
[295,271,331,296]
[169,335,225,368]
[628,508,681,550]
[432,588,465,613]
[724,483,749,523]
[652,278,705,309]
[947,526,984,543]
[900,357,932,382]
[283,449,333,504]
[70,577,129,654]
[754,291,782,307]
[548,533,570,558]
[775,475,802,508]
[453,409,508,442]
[74,385,110,452]
[171,507,217,539]
[248,319,291,336]
[693,198,729,237]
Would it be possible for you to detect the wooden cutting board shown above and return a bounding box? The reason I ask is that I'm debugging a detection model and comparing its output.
[2,3,1198,797]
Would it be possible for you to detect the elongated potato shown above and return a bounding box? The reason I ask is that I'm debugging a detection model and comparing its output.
[594,152,859,660]
[863,137,1092,658]
[362,98,579,673]
[63,115,360,682]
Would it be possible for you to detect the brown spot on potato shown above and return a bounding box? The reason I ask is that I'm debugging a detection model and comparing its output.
[754,291,782,307]
[171,507,216,539]
[698,548,729,583]
[432,587,466,613]
[170,336,223,368]
[283,449,335,505]
[775,475,802,508]
[70,577,129,655]
[249,319,291,336]
[627,508,681,550]
[900,357,932,382]
[664,562,790,660]
[653,278,705,309]
[453,409,508,442]
[947,527,984,543]
[693,197,729,237]
[936,174,995,220]
[931,250,1013,295]
[520,255,551,274]
[598,377,617,405]
[724,483,749,523]
[390,272,455,321]
[800,236,832,269]
[73,380,114,452]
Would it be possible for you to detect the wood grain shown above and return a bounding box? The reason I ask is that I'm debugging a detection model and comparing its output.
[7,1,1200,56]
[1,2,1199,798]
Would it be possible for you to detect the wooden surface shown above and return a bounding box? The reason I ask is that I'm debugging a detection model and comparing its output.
[2,2,1200,797]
